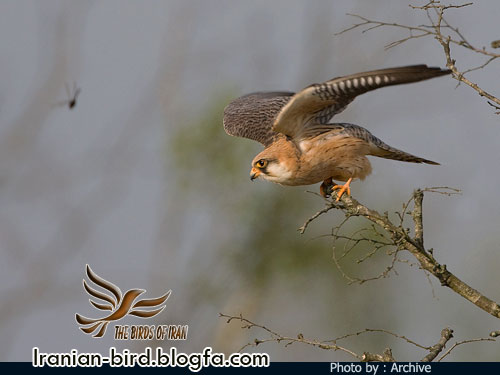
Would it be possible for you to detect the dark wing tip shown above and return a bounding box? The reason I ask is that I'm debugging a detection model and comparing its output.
[420,65,452,76]
[423,159,440,165]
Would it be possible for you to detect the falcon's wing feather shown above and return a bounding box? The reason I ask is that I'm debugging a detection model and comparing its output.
[272,65,451,139]
[315,123,440,165]
[223,92,294,147]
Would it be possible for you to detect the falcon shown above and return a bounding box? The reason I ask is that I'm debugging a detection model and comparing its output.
[223,65,450,201]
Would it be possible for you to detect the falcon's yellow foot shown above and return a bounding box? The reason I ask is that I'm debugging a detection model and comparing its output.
[332,178,353,202]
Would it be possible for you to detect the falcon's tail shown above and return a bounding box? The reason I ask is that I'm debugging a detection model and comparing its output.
[371,143,439,165]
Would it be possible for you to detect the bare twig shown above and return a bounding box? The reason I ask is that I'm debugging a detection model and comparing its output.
[306,188,458,286]
[412,189,424,248]
[421,186,461,196]
[437,336,496,361]
[336,1,500,112]
[487,101,500,114]
[219,313,361,359]
[330,222,399,284]
[298,204,336,234]
[421,328,453,362]
[327,328,430,350]
[409,2,473,11]
[220,313,497,361]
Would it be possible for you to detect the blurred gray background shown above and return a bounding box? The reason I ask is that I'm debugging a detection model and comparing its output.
[1,0,499,362]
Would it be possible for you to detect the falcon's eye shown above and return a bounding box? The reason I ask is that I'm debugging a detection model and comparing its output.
[256,159,268,168]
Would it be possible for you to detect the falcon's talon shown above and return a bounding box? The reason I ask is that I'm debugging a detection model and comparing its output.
[331,178,352,202]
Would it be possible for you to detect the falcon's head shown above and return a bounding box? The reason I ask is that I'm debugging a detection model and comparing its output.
[250,140,297,185]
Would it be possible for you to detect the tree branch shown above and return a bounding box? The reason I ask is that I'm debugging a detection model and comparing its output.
[301,188,500,320]
[219,313,496,361]
[219,313,362,359]
[362,348,395,362]
[421,328,453,362]
[411,189,424,248]
[437,336,496,361]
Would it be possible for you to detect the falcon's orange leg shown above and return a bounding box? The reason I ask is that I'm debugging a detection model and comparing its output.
[332,178,353,202]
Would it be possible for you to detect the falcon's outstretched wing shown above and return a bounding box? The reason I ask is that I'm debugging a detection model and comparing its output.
[272,65,451,139]
[223,92,294,147]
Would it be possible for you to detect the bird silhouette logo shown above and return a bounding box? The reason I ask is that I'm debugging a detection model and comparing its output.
[75,265,171,338]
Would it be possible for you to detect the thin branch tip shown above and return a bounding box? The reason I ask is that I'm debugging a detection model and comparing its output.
[336,2,500,112]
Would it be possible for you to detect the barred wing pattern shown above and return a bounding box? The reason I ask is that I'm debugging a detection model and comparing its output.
[223,92,294,146]
[273,65,450,139]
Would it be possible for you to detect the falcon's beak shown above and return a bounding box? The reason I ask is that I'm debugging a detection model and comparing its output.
[250,167,260,181]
